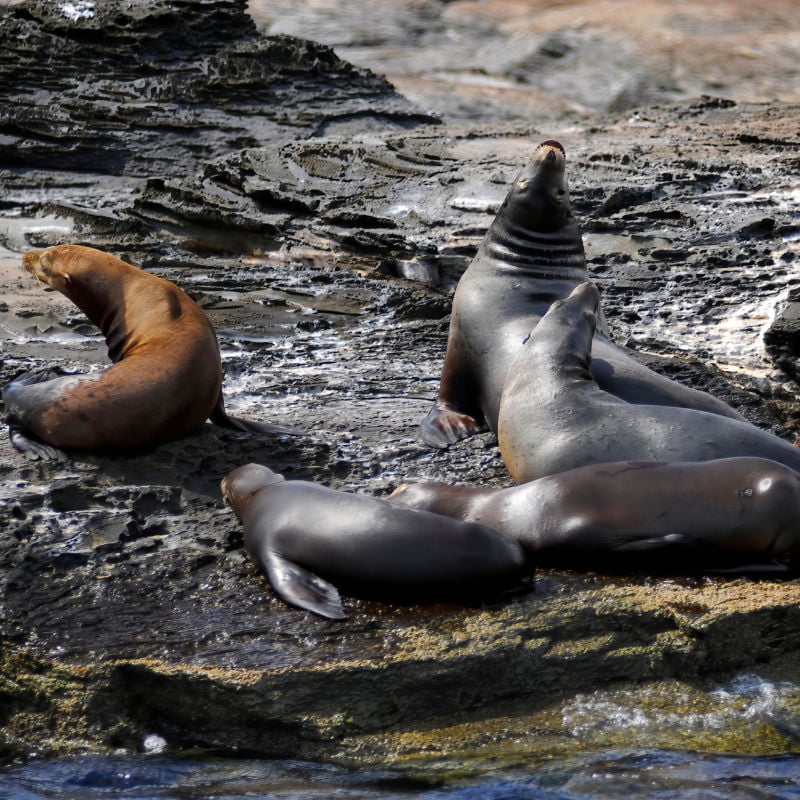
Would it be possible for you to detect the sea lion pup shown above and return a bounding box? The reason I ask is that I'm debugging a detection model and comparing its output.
[390,458,800,572]
[420,140,744,448]
[497,282,800,482]
[220,463,530,619]
[3,244,296,460]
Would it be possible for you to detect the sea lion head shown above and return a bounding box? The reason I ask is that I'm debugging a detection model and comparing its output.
[23,245,77,294]
[535,281,600,372]
[221,463,285,519]
[22,244,131,319]
[502,140,571,231]
[549,280,600,319]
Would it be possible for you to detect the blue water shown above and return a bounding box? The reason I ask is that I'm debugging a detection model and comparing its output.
[2,750,799,800]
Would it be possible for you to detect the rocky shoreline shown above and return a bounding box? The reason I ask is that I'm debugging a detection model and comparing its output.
[1,0,799,766]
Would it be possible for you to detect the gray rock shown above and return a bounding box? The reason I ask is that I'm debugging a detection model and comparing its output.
[765,288,800,384]
[0,0,438,178]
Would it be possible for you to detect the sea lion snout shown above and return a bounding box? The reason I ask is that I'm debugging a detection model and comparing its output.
[515,141,569,203]
[220,475,232,505]
[538,139,565,155]
[573,281,600,311]
[550,282,599,319]
[532,140,567,169]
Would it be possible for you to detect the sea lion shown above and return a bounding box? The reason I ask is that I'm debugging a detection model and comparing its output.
[420,140,744,448]
[3,244,295,460]
[221,463,530,619]
[497,281,800,482]
[390,458,800,572]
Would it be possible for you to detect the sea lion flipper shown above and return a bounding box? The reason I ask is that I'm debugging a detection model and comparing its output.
[209,394,302,437]
[7,366,72,385]
[615,533,793,574]
[265,551,346,620]
[217,414,303,437]
[614,532,700,553]
[419,405,486,448]
[7,424,68,462]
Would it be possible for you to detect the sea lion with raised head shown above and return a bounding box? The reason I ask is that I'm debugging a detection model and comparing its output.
[390,458,800,573]
[420,140,744,448]
[3,244,295,460]
[497,282,800,482]
[221,463,530,619]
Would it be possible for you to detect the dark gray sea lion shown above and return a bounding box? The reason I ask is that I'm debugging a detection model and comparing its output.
[3,244,295,460]
[390,458,800,572]
[221,463,530,619]
[420,140,744,448]
[497,282,800,482]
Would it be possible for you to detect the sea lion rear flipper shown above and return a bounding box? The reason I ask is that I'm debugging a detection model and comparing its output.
[4,369,72,461]
[209,393,302,437]
[7,424,68,462]
[420,405,486,448]
[614,534,793,574]
[265,551,346,620]
[216,413,303,437]
[615,533,699,553]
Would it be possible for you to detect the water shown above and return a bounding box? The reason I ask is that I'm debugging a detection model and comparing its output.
[3,750,799,799]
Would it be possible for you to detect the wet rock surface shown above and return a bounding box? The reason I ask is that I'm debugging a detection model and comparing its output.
[1,0,799,767]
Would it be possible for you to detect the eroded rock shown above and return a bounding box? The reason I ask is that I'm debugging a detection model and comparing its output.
[0,0,437,178]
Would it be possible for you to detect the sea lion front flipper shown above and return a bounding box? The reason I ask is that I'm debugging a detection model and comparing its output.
[6,366,72,385]
[7,424,68,462]
[208,393,302,437]
[265,550,346,620]
[419,404,486,448]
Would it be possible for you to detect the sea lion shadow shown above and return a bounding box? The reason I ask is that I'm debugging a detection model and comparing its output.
[83,424,325,501]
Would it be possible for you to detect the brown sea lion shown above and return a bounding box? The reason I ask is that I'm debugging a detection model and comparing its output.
[497,282,800,482]
[420,140,744,448]
[390,458,800,573]
[3,244,295,460]
[221,463,530,619]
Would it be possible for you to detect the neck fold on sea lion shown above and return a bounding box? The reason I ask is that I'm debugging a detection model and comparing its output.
[482,217,587,280]
[480,145,586,280]
[88,300,130,363]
